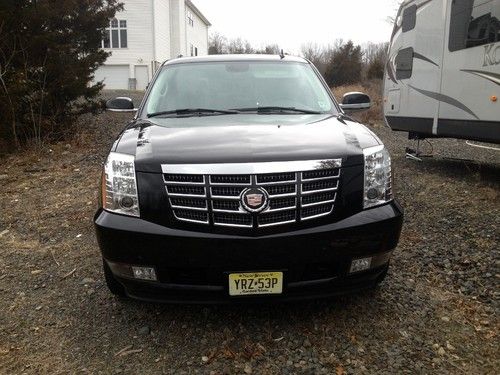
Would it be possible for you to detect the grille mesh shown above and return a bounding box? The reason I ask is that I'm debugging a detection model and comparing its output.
[164,174,204,183]
[303,168,340,180]
[302,179,338,192]
[302,192,336,206]
[211,186,245,197]
[257,172,296,184]
[266,184,296,196]
[259,210,296,226]
[212,200,240,211]
[211,175,251,184]
[174,209,208,223]
[170,197,207,209]
[302,203,334,219]
[167,185,205,196]
[270,197,297,210]
[164,167,341,227]
[214,213,252,227]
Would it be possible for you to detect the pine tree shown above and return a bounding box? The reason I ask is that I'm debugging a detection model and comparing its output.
[0,0,122,148]
[324,41,363,86]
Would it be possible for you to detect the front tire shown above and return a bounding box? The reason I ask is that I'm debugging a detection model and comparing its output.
[374,264,390,286]
[103,259,127,297]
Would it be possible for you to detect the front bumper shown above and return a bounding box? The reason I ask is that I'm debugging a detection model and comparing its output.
[95,201,403,303]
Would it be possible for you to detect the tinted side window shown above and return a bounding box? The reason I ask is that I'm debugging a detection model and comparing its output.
[403,5,417,32]
[396,47,414,79]
[449,0,500,51]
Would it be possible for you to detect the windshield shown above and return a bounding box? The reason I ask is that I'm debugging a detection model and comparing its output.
[144,61,336,116]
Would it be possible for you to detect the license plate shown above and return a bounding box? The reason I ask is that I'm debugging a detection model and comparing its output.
[229,272,283,296]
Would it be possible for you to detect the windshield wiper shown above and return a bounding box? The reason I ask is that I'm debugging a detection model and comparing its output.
[147,108,240,118]
[232,106,323,114]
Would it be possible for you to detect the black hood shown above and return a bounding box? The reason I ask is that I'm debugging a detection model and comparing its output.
[114,114,381,173]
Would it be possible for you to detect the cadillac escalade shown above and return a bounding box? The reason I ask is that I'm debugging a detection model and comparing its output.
[95,55,404,303]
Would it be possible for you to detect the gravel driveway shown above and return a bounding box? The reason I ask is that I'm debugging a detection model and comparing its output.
[0,91,498,374]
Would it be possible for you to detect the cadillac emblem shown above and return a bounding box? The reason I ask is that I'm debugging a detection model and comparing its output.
[241,188,269,213]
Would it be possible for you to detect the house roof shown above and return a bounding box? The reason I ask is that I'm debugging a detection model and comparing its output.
[185,0,211,26]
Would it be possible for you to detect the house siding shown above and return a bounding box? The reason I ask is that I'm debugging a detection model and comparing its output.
[186,3,209,56]
[95,0,210,90]
[153,0,172,62]
[104,0,154,71]
[169,0,187,57]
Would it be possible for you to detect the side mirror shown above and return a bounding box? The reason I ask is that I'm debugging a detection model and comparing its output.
[106,97,137,112]
[340,92,372,112]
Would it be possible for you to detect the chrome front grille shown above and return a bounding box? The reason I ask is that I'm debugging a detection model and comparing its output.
[162,159,341,228]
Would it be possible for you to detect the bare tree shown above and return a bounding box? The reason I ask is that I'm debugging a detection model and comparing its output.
[301,42,324,67]
[363,42,389,80]
[208,32,227,55]
[262,44,280,54]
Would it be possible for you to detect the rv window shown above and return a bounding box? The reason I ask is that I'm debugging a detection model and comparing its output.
[396,47,414,80]
[449,0,500,51]
[402,5,417,32]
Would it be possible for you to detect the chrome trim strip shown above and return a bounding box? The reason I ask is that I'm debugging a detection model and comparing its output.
[162,159,342,175]
[213,222,253,228]
[212,207,247,214]
[208,176,252,186]
[172,213,209,225]
[267,192,297,198]
[301,186,338,195]
[301,199,336,208]
[211,201,242,213]
[170,205,208,212]
[165,186,206,198]
[258,179,298,186]
[212,208,243,213]
[163,180,206,185]
[210,195,240,200]
[258,219,296,228]
[167,192,207,198]
[267,205,297,212]
[301,207,334,221]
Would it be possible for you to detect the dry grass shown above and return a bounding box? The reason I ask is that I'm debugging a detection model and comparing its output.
[331,79,384,126]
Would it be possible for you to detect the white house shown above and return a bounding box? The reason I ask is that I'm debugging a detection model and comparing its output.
[94,0,211,90]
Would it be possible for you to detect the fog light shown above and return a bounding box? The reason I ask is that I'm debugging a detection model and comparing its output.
[350,257,372,273]
[132,266,157,281]
[120,196,134,208]
[367,188,379,200]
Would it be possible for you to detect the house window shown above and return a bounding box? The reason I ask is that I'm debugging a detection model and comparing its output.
[187,10,194,27]
[449,0,499,51]
[190,44,194,56]
[102,18,127,49]
[402,4,417,32]
[395,47,414,80]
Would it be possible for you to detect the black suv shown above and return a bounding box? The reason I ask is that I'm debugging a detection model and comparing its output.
[95,55,403,303]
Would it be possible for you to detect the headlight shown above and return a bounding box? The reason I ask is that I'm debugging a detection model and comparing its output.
[363,145,393,209]
[102,152,140,217]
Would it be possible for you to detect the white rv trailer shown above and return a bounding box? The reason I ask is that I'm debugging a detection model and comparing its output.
[384,0,499,144]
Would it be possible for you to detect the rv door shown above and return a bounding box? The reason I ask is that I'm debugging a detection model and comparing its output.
[384,0,446,138]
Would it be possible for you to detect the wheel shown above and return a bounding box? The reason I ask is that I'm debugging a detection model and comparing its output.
[103,259,127,297]
[374,264,390,286]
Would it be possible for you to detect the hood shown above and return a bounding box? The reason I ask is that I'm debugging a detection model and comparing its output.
[114,114,380,173]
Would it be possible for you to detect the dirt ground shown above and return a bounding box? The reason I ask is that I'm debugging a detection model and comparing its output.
[0,92,499,374]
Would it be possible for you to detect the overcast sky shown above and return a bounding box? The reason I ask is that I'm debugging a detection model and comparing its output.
[194,0,400,53]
